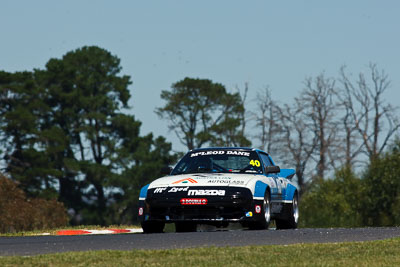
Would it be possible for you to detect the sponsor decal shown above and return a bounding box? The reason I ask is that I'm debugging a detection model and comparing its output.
[188,189,225,196]
[207,180,230,184]
[138,207,143,216]
[206,179,245,185]
[172,178,198,184]
[193,175,230,179]
[190,151,226,157]
[180,198,208,205]
[226,151,250,156]
[255,205,262,214]
[230,180,245,185]
[190,150,250,157]
[154,187,167,193]
[245,211,253,217]
[168,187,189,193]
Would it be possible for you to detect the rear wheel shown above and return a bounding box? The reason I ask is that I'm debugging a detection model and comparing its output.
[248,190,271,230]
[276,193,299,229]
[141,221,165,233]
[175,222,197,232]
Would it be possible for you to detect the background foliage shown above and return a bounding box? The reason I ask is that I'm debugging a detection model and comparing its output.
[1,45,399,230]
[0,46,177,228]
[0,174,68,233]
[300,141,400,228]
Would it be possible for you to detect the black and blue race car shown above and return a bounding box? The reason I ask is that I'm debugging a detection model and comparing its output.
[138,147,299,233]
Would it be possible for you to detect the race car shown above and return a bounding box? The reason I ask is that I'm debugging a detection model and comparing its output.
[138,147,299,233]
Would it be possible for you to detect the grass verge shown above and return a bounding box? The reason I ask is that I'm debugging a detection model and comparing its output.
[1,238,400,266]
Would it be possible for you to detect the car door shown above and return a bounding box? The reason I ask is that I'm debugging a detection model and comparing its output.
[268,154,287,198]
[259,153,282,200]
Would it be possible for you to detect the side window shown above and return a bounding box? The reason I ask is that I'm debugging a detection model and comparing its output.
[259,153,272,169]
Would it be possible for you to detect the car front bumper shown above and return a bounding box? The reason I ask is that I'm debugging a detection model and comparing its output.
[138,186,265,223]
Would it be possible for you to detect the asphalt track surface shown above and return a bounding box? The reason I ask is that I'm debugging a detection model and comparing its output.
[1,227,400,256]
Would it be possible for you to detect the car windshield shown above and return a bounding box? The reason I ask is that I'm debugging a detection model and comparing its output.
[171,150,263,175]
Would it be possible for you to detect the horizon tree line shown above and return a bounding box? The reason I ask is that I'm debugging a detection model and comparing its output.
[1,45,399,226]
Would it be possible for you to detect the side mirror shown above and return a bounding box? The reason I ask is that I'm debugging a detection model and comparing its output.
[161,166,172,175]
[265,165,280,174]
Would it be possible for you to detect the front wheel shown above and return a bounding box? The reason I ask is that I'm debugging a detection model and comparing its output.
[248,190,271,230]
[276,193,299,229]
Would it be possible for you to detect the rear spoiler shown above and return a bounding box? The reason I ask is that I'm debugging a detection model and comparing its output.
[279,169,295,179]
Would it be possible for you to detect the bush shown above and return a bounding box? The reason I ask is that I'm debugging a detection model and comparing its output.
[361,143,400,226]
[0,174,68,233]
[299,168,363,228]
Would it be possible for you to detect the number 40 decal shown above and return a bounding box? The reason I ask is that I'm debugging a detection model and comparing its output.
[249,160,261,167]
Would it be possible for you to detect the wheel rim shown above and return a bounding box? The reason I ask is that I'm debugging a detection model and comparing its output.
[264,196,271,223]
[293,196,299,223]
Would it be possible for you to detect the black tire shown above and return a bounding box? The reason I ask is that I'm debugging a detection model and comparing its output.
[141,221,165,233]
[276,192,299,229]
[175,222,197,232]
[248,190,271,230]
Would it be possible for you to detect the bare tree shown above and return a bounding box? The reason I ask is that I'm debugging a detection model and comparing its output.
[275,98,317,195]
[300,73,339,179]
[252,87,279,153]
[339,63,400,162]
[337,66,364,168]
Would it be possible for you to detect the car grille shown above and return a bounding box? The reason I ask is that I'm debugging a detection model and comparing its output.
[146,187,253,221]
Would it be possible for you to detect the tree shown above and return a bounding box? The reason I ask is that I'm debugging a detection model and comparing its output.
[0,46,177,225]
[274,98,317,195]
[339,64,400,162]
[156,77,250,150]
[336,77,364,168]
[40,46,177,224]
[360,140,400,226]
[233,82,250,147]
[0,71,57,198]
[40,46,133,224]
[300,74,339,179]
[252,87,279,154]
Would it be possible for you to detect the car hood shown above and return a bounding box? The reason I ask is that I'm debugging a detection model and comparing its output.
[148,173,259,188]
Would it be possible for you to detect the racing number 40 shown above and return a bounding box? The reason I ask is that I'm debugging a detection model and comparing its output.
[249,160,261,167]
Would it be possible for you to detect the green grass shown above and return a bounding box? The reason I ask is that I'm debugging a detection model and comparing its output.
[1,238,400,266]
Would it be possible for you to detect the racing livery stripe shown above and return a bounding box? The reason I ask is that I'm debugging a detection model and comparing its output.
[139,184,149,199]
[254,198,292,203]
[271,200,293,204]
[254,180,268,198]
[284,183,297,201]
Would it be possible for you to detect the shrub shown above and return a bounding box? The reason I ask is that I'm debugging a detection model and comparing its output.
[0,174,68,233]
[361,144,400,226]
[299,167,363,228]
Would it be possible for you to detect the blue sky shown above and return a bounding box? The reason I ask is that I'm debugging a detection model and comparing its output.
[1,1,399,152]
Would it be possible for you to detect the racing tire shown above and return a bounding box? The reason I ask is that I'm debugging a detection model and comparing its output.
[248,190,271,230]
[175,222,197,232]
[141,221,165,233]
[275,192,299,230]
